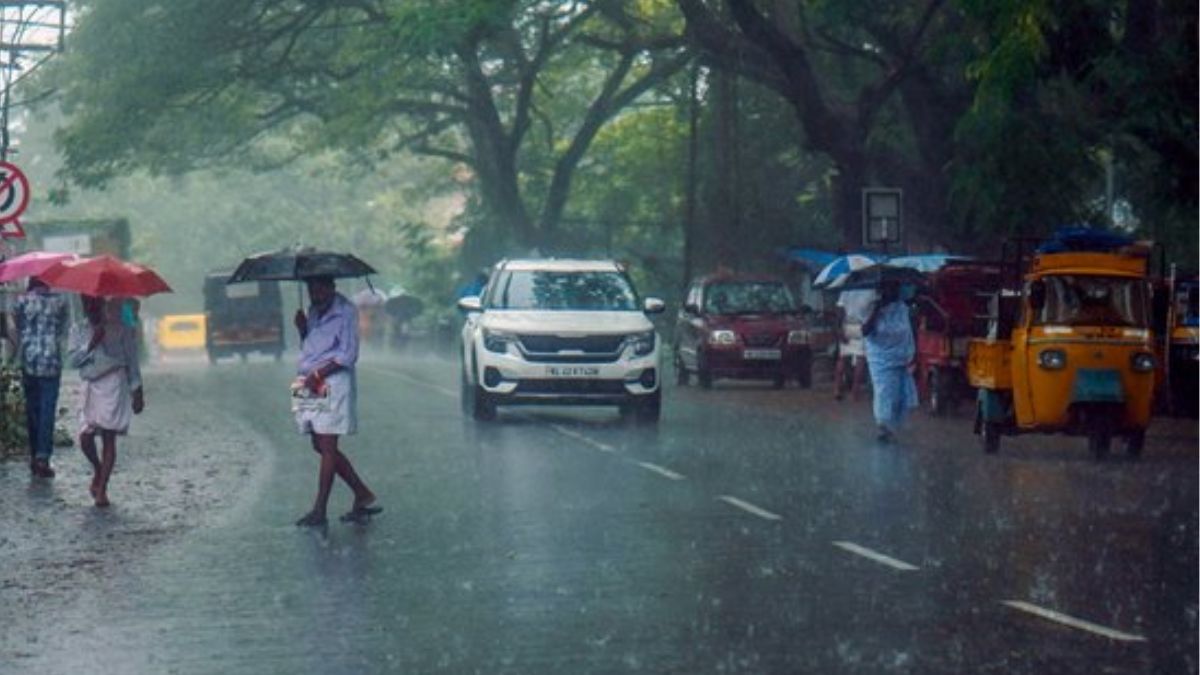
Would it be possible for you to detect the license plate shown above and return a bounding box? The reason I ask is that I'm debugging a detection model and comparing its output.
[743,349,782,360]
[546,366,600,377]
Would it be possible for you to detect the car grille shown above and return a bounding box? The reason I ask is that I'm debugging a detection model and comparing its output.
[743,332,782,348]
[515,379,628,395]
[518,334,625,363]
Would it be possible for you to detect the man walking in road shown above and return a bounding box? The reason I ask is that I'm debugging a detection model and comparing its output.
[292,276,379,527]
[14,277,70,478]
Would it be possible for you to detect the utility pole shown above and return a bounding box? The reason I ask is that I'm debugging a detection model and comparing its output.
[0,1,66,162]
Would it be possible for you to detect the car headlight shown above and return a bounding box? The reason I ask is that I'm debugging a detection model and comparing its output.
[787,329,809,345]
[1130,352,1155,372]
[708,329,736,345]
[625,330,656,357]
[482,328,515,354]
[1037,349,1066,370]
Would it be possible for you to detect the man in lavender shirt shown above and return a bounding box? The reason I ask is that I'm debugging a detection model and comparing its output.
[292,276,379,527]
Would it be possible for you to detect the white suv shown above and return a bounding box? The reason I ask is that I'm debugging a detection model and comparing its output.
[458,259,664,423]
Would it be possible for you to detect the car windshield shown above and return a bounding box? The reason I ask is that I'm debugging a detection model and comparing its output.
[1036,275,1148,327]
[704,282,796,314]
[489,270,639,311]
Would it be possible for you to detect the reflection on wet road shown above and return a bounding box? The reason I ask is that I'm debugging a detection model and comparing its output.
[5,352,1196,674]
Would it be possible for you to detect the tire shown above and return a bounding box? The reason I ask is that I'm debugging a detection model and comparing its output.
[927,368,946,417]
[772,371,786,389]
[982,422,1001,454]
[795,350,812,389]
[674,353,689,386]
[1125,430,1145,458]
[1089,432,1112,459]
[634,389,661,424]
[462,352,496,422]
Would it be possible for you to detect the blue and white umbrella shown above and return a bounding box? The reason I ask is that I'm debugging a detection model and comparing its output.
[813,254,878,288]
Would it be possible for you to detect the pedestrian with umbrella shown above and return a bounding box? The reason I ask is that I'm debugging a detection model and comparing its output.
[8,256,74,477]
[229,247,381,527]
[861,279,919,443]
[43,254,172,506]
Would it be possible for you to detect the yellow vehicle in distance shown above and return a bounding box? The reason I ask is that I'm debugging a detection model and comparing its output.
[157,313,207,352]
[970,229,1157,459]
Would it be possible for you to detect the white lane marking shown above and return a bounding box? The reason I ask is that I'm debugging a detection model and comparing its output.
[634,461,685,481]
[717,495,782,521]
[373,368,457,398]
[832,541,919,571]
[1001,601,1147,642]
[549,424,617,453]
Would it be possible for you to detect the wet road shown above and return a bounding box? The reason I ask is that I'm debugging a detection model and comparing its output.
[4,351,1196,674]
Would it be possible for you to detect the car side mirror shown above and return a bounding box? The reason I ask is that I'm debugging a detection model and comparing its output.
[644,297,666,314]
[457,296,482,313]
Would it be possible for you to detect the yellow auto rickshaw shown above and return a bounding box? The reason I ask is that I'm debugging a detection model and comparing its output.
[969,231,1157,458]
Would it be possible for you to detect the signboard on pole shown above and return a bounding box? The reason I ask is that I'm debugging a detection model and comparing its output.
[862,188,902,247]
[0,161,30,239]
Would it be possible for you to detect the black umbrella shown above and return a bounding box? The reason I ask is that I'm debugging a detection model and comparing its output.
[833,263,928,291]
[227,246,377,284]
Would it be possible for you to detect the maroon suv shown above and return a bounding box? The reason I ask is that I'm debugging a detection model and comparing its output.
[673,275,814,388]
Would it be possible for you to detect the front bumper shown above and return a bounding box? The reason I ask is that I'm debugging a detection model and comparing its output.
[702,345,810,379]
[474,347,660,405]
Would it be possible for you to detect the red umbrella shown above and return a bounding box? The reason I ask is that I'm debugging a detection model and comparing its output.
[0,251,79,283]
[39,254,172,297]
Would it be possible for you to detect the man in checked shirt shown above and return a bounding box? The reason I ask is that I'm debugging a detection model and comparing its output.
[14,276,70,478]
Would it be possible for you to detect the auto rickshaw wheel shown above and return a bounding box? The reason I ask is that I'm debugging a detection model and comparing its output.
[927,369,945,416]
[1125,430,1145,458]
[795,351,813,389]
[1088,432,1112,459]
[981,422,1001,454]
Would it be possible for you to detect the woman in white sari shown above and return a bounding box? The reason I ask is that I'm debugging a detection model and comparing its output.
[68,296,144,507]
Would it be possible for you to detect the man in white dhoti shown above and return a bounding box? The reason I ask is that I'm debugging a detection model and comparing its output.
[292,276,379,527]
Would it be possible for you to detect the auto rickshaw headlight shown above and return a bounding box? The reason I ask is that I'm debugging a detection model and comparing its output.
[1037,349,1067,370]
[1130,352,1155,372]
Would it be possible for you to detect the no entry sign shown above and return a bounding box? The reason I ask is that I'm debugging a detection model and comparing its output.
[0,161,29,238]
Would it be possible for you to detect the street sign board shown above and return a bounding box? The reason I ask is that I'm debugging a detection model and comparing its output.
[862,188,902,247]
[0,161,29,238]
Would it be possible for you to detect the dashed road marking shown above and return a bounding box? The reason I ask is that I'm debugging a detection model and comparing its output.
[549,424,617,453]
[832,541,919,571]
[1001,601,1147,642]
[717,495,782,521]
[634,461,685,481]
[373,368,457,398]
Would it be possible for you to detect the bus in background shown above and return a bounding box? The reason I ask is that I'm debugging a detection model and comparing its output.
[203,270,284,363]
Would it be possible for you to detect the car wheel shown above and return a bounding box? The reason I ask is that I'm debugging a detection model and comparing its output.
[674,352,689,386]
[635,389,661,424]
[463,351,496,422]
[772,371,786,389]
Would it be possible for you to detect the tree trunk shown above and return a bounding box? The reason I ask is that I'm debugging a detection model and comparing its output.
[831,150,867,250]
